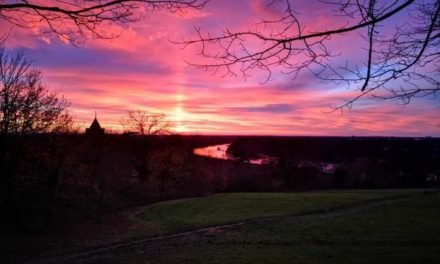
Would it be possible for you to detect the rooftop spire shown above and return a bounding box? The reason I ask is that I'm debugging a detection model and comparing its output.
[86,112,105,136]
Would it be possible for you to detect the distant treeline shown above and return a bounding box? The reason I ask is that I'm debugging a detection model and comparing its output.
[228,136,440,190]
[1,134,439,233]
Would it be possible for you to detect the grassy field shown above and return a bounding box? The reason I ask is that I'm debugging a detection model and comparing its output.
[111,191,440,264]
[136,190,421,234]
[2,189,438,264]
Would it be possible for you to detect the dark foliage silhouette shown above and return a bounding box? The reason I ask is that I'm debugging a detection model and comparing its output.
[0,47,73,135]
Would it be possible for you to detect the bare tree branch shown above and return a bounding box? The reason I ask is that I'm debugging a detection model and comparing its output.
[0,0,208,45]
[180,0,439,108]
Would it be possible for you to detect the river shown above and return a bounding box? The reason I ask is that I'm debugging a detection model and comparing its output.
[193,143,337,172]
[193,143,272,165]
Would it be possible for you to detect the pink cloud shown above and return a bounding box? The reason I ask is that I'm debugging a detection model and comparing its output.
[1,0,438,136]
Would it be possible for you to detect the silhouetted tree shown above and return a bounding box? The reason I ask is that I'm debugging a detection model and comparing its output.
[0,0,207,45]
[120,110,171,135]
[0,48,73,224]
[181,0,439,107]
[0,47,73,135]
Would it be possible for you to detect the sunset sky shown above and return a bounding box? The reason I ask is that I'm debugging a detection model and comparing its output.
[2,0,439,136]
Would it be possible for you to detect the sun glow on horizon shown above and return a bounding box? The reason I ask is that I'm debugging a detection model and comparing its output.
[173,92,189,133]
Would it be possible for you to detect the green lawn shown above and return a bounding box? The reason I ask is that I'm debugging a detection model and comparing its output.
[112,192,440,264]
[3,189,435,264]
[136,189,421,234]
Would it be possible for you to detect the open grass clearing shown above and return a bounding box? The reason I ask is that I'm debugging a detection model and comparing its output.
[136,189,423,234]
[108,192,440,264]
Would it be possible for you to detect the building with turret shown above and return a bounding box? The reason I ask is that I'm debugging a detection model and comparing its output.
[85,114,105,136]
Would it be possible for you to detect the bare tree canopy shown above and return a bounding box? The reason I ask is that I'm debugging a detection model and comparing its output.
[0,47,73,134]
[120,110,171,135]
[0,0,207,45]
[180,0,440,108]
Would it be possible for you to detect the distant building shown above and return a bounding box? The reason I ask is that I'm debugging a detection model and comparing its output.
[85,115,105,136]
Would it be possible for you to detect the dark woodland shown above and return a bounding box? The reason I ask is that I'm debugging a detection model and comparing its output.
[1,133,439,233]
